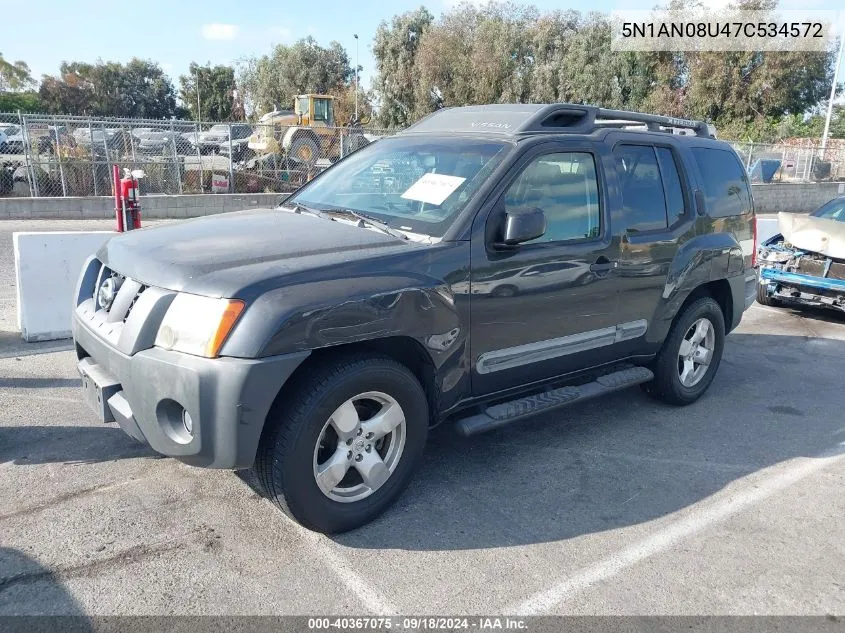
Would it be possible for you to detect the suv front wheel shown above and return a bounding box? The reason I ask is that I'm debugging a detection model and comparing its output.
[643,296,726,405]
[254,354,428,533]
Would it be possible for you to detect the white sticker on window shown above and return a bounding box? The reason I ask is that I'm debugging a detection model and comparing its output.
[400,173,466,206]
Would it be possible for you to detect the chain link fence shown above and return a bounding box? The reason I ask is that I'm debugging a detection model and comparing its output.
[3,111,845,198]
[0,112,394,198]
[729,139,845,183]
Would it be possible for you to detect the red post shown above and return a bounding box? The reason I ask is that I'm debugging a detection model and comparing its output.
[113,164,124,232]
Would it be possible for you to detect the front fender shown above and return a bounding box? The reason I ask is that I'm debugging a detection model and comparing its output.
[221,271,468,408]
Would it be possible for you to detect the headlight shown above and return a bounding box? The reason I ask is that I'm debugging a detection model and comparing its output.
[155,294,245,358]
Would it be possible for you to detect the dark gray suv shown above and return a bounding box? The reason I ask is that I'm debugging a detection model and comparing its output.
[73,104,758,533]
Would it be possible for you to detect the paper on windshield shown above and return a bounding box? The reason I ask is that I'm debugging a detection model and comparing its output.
[401,173,466,206]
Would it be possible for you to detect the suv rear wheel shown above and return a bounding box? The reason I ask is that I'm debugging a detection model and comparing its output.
[254,354,428,533]
[643,296,725,405]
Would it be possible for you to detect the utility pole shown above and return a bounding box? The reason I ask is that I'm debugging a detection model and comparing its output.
[195,68,202,123]
[354,33,359,122]
[821,32,845,159]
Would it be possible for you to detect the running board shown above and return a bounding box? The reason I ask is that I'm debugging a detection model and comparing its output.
[455,366,654,436]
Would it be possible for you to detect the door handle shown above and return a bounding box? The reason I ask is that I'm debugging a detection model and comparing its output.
[590,261,617,272]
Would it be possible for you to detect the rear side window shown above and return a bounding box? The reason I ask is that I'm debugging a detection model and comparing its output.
[692,147,752,218]
[614,145,669,232]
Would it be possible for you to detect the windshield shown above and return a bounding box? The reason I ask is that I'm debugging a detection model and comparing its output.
[209,125,228,134]
[812,198,845,222]
[287,136,509,237]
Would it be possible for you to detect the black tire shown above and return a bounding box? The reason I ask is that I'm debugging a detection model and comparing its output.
[756,282,780,307]
[254,354,428,533]
[290,136,320,168]
[642,296,725,406]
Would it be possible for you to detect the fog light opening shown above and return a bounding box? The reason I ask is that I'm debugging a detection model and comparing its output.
[182,410,194,436]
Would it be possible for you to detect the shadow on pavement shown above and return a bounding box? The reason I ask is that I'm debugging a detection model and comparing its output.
[0,330,73,360]
[0,377,80,389]
[319,333,845,550]
[772,303,845,325]
[0,547,90,623]
[0,426,158,466]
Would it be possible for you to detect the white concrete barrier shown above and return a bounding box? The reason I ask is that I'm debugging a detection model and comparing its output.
[14,231,114,342]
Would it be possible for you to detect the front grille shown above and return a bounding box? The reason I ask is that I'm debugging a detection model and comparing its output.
[94,263,144,323]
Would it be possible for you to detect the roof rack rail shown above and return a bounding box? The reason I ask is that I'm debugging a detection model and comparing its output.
[398,103,716,139]
[590,107,713,138]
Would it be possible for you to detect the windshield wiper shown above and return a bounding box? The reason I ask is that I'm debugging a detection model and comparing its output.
[282,202,410,241]
[330,209,409,241]
[281,202,333,222]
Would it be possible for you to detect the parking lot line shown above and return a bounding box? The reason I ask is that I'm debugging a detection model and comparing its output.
[509,447,845,615]
[269,502,399,615]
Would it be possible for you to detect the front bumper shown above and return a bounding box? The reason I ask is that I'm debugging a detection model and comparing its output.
[759,266,845,311]
[71,260,309,469]
[73,316,308,468]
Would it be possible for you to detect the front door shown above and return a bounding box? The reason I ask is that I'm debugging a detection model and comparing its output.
[469,144,626,396]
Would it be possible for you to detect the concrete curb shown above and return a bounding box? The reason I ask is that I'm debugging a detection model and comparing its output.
[0,193,283,220]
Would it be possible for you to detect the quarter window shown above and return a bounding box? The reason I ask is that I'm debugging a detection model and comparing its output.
[614,145,669,232]
[504,152,601,244]
[692,147,752,218]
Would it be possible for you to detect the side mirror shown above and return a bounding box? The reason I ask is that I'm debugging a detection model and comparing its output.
[494,207,546,249]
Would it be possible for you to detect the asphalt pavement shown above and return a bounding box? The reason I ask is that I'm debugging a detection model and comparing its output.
[1,217,843,616]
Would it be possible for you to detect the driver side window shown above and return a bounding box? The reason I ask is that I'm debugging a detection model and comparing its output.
[504,152,601,244]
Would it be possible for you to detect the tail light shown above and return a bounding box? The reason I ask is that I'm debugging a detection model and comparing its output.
[751,216,758,268]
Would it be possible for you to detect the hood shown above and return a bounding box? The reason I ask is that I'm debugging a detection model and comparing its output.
[778,212,845,259]
[97,208,413,298]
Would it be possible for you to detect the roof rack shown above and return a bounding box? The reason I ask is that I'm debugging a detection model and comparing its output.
[400,103,716,139]
[586,107,713,138]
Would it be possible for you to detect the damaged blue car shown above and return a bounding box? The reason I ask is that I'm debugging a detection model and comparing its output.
[757,196,845,313]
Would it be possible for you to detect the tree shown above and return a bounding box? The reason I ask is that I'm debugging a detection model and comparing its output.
[372,7,434,127]
[0,91,40,112]
[180,63,237,121]
[332,85,374,126]
[651,0,834,138]
[239,37,353,116]
[0,53,34,91]
[372,0,836,139]
[38,59,177,118]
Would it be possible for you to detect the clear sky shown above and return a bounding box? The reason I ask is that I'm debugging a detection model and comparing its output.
[0,0,840,95]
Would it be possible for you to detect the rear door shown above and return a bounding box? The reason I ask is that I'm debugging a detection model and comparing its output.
[469,141,624,396]
[606,136,695,331]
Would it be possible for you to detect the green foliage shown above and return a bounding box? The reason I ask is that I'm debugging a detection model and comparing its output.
[239,37,354,116]
[180,63,237,121]
[0,53,34,91]
[371,1,837,138]
[372,7,434,128]
[38,59,178,118]
[0,90,41,112]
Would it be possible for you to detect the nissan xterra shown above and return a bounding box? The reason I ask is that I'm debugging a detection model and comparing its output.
[73,104,758,533]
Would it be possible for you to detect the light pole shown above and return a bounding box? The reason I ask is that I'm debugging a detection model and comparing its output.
[354,33,359,122]
[195,69,202,123]
[821,32,845,159]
